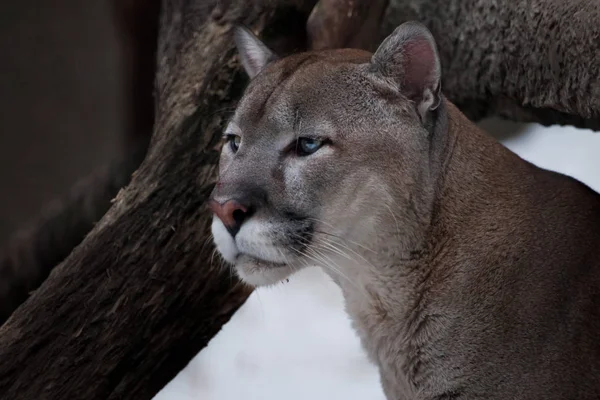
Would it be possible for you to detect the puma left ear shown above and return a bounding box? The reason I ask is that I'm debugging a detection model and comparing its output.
[372,21,442,122]
[234,26,278,79]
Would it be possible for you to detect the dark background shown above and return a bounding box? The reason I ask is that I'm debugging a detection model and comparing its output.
[0,2,522,245]
[0,1,123,242]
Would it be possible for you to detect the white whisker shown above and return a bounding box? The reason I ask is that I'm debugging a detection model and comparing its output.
[385,203,401,239]
[312,239,354,261]
[317,235,379,273]
[305,217,376,253]
[309,247,362,292]
[210,247,220,266]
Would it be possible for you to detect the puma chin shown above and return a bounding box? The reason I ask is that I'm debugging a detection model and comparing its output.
[211,215,313,286]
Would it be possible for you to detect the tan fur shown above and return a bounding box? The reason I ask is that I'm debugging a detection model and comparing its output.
[211,23,600,399]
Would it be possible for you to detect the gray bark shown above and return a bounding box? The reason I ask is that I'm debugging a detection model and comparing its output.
[0,142,145,324]
[384,0,600,130]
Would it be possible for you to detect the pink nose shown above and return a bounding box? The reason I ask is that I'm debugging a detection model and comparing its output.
[209,199,249,237]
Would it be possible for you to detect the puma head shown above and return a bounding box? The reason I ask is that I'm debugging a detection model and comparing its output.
[210,22,443,286]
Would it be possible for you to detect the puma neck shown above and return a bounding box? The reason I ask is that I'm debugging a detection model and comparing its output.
[331,100,522,398]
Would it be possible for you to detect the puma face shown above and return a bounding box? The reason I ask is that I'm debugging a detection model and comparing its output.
[210,22,443,286]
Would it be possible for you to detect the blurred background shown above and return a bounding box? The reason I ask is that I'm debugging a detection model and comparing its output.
[1,4,599,400]
[0,1,123,242]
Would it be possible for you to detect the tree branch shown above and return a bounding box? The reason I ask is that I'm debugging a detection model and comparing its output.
[0,1,316,398]
[307,0,389,51]
[0,141,146,324]
[384,0,600,130]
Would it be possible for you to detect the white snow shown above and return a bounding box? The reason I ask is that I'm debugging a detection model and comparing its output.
[154,119,600,400]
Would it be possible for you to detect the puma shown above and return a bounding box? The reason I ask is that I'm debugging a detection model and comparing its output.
[209,22,600,399]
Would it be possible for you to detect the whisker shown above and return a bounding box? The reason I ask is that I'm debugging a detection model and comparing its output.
[288,246,317,266]
[384,203,401,239]
[200,233,215,254]
[288,230,378,275]
[210,247,220,266]
[287,236,367,298]
[226,260,234,286]
[253,290,267,324]
[276,247,289,265]
[308,247,361,291]
[316,234,379,272]
[305,217,376,253]
[312,239,354,261]
[315,230,376,254]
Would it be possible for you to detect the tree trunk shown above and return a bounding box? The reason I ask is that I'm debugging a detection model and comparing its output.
[0,1,317,399]
[307,0,389,52]
[0,0,161,324]
[0,143,145,324]
[384,0,600,130]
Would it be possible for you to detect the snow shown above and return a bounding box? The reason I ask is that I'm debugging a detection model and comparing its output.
[154,119,600,400]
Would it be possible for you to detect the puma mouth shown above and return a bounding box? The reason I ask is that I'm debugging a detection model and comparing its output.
[233,253,297,287]
[236,253,288,268]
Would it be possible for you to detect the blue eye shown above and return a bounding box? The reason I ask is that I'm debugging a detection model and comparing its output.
[227,135,241,153]
[296,137,324,156]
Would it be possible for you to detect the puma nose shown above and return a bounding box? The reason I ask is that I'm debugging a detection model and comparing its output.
[209,199,252,237]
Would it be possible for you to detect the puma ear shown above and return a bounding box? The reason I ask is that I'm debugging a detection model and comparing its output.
[234,26,278,79]
[371,21,442,121]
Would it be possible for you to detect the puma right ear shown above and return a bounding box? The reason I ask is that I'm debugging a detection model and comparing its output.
[371,21,442,122]
[234,26,278,79]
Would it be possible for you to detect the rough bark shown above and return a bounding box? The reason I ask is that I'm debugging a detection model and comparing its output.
[383,0,600,130]
[0,142,145,324]
[0,1,316,399]
[307,0,389,51]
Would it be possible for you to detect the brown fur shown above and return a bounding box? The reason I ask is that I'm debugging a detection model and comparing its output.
[211,23,600,399]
